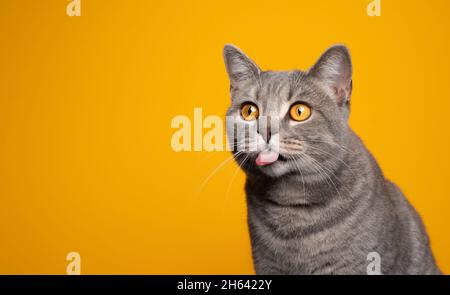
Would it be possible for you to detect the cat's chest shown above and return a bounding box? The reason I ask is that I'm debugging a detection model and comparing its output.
[249,217,355,274]
[247,197,372,274]
[248,203,346,250]
[248,211,366,274]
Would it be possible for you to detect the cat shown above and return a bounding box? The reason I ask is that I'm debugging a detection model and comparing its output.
[222,44,441,275]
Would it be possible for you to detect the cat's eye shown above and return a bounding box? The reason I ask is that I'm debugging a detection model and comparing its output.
[240,103,259,121]
[289,103,312,122]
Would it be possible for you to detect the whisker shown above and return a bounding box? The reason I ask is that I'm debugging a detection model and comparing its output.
[197,140,252,165]
[197,151,243,194]
[302,153,352,196]
[288,155,306,197]
[221,153,250,215]
[294,153,341,199]
[303,145,358,179]
[297,139,353,154]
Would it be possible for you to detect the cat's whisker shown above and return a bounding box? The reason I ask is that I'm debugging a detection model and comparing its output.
[298,139,353,154]
[294,153,342,199]
[284,137,353,154]
[303,145,358,179]
[292,154,340,199]
[288,155,306,197]
[283,138,357,179]
[187,151,246,213]
[303,153,353,197]
[197,140,253,166]
[197,151,243,195]
[221,153,250,215]
[281,138,353,157]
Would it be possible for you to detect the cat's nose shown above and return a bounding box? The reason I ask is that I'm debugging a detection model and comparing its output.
[266,125,272,142]
[258,116,274,143]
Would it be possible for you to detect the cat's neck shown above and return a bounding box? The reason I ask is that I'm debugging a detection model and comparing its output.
[246,163,347,207]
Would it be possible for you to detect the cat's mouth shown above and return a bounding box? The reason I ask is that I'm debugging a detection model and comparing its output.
[255,150,279,166]
[278,154,288,161]
[255,150,289,166]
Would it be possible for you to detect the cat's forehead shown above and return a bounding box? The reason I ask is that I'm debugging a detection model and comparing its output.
[258,71,308,101]
[251,71,301,115]
[259,71,292,99]
[231,70,319,108]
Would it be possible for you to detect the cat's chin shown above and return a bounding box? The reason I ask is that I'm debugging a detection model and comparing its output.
[256,159,293,178]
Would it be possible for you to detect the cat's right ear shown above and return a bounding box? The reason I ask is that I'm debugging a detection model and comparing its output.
[308,45,353,110]
[223,44,261,89]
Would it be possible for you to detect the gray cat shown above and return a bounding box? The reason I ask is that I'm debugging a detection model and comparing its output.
[222,44,441,275]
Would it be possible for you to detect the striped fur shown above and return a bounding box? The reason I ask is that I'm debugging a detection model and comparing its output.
[223,44,441,275]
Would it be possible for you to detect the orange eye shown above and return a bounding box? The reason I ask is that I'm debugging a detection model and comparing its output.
[289,103,312,121]
[240,103,259,121]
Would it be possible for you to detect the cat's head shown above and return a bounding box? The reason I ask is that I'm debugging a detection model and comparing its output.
[223,44,353,179]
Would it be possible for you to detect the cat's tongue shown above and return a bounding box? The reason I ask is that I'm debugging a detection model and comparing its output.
[256,150,279,166]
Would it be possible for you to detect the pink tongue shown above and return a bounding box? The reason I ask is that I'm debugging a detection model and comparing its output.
[256,150,279,166]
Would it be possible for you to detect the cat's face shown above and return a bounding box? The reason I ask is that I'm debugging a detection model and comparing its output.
[224,45,353,178]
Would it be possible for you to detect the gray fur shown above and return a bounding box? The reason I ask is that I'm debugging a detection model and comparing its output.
[223,44,441,275]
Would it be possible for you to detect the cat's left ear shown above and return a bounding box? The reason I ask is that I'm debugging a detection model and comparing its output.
[308,45,353,111]
[223,44,261,90]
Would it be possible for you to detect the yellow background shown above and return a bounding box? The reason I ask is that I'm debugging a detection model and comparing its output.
[0,0,449,274]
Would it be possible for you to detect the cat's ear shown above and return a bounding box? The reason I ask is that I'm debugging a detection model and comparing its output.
[223,44,261,89]
[308,45,353,109]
